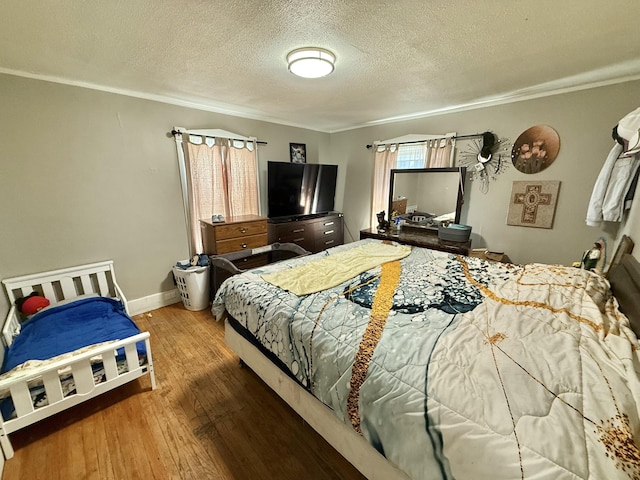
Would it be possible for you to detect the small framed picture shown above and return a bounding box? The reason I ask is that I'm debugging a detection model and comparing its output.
[290,143,306,163]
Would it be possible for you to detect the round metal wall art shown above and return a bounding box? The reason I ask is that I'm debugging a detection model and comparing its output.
[511,125,560,174]
[457,133,511,194]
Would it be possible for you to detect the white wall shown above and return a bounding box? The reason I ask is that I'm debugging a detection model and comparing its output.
[2,73,640,321]
[0,74,330,317]
[332,80,640,266]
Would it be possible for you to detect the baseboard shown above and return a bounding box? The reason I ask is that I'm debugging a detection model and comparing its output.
[127,289,181,316]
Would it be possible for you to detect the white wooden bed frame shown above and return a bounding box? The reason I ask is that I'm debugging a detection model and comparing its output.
[224,319,411,480]
[0,260,156,459]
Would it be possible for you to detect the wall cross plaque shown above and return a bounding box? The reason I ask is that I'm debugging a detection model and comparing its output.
[507,181,560,229]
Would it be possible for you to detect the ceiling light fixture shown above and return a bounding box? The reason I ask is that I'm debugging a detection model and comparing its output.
[287,48,335,79]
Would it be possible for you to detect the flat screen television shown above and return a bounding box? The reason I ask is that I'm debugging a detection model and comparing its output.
[267,161,338,220]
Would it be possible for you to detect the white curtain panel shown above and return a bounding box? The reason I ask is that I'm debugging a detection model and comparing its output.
[425,137,455,168]
[183,137,258,253]
[371,145,398,228]
[225,141,259,217]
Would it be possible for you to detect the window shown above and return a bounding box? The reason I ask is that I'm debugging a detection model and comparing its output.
[174,128,259,254]
[396,144,427,169]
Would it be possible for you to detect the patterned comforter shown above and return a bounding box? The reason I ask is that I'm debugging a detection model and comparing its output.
[212,239,640,480]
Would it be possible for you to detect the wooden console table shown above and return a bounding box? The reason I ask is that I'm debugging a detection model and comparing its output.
[360,227,471,255]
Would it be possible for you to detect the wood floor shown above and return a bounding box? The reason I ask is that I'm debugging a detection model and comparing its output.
[3,303,366,480]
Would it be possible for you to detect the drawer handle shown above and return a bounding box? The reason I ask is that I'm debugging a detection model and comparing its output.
[324,221,334,226]
[324,240,335,245]
[239,227,248,234]
[293,237,305,242]
[292,228,305,233]
[241,243,248,249]
[324,230,334,235]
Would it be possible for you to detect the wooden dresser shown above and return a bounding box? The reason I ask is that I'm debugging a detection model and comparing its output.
[359,227,471,255]
[200,215,268,292]
[268,213,344,253]
[200,215,268,255]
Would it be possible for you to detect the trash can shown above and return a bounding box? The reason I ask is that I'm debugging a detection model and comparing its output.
[172,262,210,311]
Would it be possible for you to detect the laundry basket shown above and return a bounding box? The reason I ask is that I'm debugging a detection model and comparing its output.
[172,264,210,311]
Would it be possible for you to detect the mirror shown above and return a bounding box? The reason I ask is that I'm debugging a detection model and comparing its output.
[388,167,466,229]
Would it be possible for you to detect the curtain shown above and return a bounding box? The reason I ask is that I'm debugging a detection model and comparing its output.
[425,137,455,168]
[225,141,259,217]
[371,145,398,228]
[181,135,259,254]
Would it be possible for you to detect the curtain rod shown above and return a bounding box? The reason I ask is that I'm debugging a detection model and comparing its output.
[365,132,485,149]
[171,129,267,145]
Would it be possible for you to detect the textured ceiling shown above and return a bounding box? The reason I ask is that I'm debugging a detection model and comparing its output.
[1,0,640,132]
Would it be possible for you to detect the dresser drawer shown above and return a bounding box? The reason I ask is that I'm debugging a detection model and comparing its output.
[314,215,343,252]
[232,252,269,270]
[314,217,340,235]
[269,223,313,250]
[212,253,269,293]
[315,229,342,251]
[214,221,267,240]
[273,228,309,243]
[271,223,311,238]
[215,234,268,254]
[276,234,315,253]
[200,216,268,255]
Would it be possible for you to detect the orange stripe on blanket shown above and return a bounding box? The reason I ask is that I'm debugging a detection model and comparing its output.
[456,255,602,332]
[347,259,401,434]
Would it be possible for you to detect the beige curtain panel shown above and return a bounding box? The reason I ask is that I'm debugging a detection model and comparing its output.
[425,137,454,168]
[183,136,259,253]
[225,143,259,217]
[371,145,398,228]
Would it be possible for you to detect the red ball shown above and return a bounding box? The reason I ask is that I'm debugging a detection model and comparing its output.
[21,296,50,315]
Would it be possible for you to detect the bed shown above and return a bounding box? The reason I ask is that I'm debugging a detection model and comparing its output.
[212,239,640,480]
[0,260,156,459]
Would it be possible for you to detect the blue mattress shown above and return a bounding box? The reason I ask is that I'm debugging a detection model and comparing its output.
[2,296,144,374]
[0,296,146,419]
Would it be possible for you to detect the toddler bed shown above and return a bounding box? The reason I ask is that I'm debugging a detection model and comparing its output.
[0,260,156,459]
[213,239,640,480]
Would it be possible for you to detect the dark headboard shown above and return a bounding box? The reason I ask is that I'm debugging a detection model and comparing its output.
[608,253,640,335]
[607,234,634,276]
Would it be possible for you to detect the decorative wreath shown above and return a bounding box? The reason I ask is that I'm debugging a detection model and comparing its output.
[458,132,511,194]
